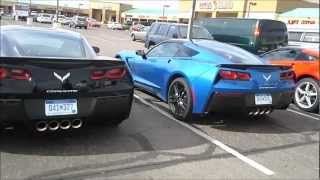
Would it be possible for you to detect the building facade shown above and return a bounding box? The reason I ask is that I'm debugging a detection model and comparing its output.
[0,0,132,23]
[179,0,318,20]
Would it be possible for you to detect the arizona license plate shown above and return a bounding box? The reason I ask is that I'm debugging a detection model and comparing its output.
[45,99,78,116]
[255,94,272,105]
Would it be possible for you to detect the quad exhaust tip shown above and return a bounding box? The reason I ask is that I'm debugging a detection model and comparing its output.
[71,119,82,129]
[60,120,71,130]
[249,108,273,116]
[35,119,83,132]
[48,120,59,131]
[35,121,48,132]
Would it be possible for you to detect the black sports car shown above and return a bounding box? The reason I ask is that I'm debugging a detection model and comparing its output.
[0,26,133,132]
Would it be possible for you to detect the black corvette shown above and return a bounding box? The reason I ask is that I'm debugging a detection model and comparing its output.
[0,26,133,132]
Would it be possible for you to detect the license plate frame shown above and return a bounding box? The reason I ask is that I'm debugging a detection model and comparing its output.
[255,94,272,105]
[45,99,78,116]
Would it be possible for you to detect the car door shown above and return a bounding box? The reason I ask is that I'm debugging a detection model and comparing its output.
[131,42,180,94]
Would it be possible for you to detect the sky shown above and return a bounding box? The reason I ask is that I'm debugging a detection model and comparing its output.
[16,0,179,9]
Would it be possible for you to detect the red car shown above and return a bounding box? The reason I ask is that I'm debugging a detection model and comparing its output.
[261,47,320,112]
[87,18,101,28]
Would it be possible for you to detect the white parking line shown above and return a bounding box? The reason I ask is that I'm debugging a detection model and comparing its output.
[287,109,320,121]
[134,94,275,176]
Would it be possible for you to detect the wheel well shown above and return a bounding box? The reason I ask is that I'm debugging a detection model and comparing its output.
[166,74,185,101]
[296,74,317,82]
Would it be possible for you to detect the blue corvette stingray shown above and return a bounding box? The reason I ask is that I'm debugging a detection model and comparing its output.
[117,39,295,121]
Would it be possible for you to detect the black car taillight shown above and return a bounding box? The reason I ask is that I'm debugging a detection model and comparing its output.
[10,68,32,80]
[0,67,8,80]
[0,67,31,81]
[219,70,251,81]
[280,71,295,80]
[91,68,126,80]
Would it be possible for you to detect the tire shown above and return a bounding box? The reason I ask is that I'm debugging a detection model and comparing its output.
[168,78,193,121]
[294,78,319,113]
[84,26,87,29]
[131,34,136,41]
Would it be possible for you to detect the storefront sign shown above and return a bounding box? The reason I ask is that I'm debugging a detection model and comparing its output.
[288,19,316,25]
[216,0,233,9]
[199,0,214,10]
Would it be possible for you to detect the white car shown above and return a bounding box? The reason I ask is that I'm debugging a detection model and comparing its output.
[107,22,123,30]
[37,13,53,23]
[52,15,66,23]
[288,29,319,50]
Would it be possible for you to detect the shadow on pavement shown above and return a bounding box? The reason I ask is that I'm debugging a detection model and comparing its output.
[190,110,320,134]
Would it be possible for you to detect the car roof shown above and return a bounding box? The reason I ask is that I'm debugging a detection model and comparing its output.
[1,25,82,39]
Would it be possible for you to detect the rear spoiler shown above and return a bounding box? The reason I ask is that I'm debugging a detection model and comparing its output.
[217,64,292,70]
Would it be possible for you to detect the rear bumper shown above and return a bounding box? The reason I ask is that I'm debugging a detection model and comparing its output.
[205,91,293,113]
[0,93,133,124]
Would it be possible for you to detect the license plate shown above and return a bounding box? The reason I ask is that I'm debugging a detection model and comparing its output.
[45,99,78,116]
[255,94,272,105]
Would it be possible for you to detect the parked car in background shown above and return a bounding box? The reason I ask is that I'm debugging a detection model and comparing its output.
[87,18,101,27]
[117,39,295,121]
[52,15,66,23]
[131,24,144,32]
[37,13,53,23]
[196,18,288,54]
[30,11,38,22]
[145,22,213,49]
[131,26,150,42]
[69,16,88,29]
[261,47,319,113]
[61,17,73,26]
[287,29,319,50]
[0,25,133,132]
[107,22,123,30]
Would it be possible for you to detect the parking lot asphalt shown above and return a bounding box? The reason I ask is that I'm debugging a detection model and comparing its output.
[0,20,319,180]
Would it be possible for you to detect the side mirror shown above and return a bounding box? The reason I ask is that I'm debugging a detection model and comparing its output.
[136,50,146,59]
[92,46,100,54]
[172,33,178,39]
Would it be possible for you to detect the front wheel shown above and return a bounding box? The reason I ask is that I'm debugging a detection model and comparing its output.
[294,78,319,113]
[168,78,193,121]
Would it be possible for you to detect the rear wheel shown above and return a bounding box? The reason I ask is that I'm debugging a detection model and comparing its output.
[294,78,319,113]
[131,34,136,41]
[168,78,193,121]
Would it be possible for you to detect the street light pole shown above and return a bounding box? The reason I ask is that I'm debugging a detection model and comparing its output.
[162,5,169,22]
[28,0,31,16]
[56,0,59,22]
[187,0,196,40]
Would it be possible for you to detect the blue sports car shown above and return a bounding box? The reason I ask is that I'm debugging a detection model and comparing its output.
[117,39,295,121]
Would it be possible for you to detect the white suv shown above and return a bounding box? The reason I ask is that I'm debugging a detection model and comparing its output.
[37,13,53,23]
[288,29,319,50]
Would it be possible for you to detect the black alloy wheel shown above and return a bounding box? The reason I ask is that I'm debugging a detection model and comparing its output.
[168,78,193,121]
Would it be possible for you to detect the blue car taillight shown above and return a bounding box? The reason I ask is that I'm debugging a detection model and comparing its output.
[280,70,295,80]
[219,70,251,81]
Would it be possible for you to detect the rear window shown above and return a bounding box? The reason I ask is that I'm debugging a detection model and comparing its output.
[259,20,287,32]
[2,30,85,58]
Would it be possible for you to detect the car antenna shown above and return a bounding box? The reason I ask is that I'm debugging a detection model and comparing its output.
[187,0,196,43]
